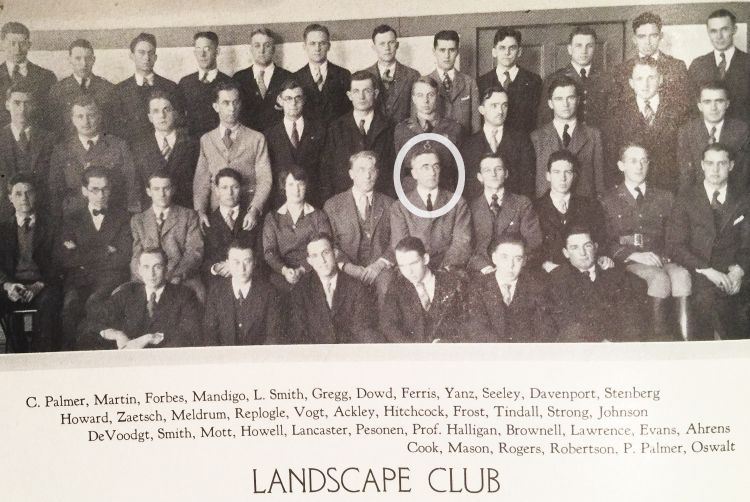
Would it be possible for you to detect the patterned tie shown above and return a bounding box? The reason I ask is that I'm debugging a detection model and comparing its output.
[717,51,727,80]
[363,195,372,222]
[200,72,209,84]
[87,139,95,151]
[160,136,172,160]
[147,292,157,318]
[559,198,568,214]
[643,99,655,126]
[382,68,393,91]
[290,121,300,148]
[325,280,334,309]
[502,71,511,92]
[22,217,32,233]
[634,186,644,206]
[11,64,21,82]
[442,72,452,93]
[224,208,236,230]
[223,128,233,150]
[415,281,431,310]
[257,70,267,98]
[490,193,500,218]
[423,120,433,133]
[489,128,499,152]
[426,193,433,211]
[142,79,151,90]
[579,68,587,80]
[80,78,88,92]
[358,119,367,137]
[500,283,512,306]
[711,190,722,210]
[156,211,166,236]
[709,126,718,144]
[562,124,571,148]
[583,269,596,282]
[17,129,29,152]
[314,69,324,91]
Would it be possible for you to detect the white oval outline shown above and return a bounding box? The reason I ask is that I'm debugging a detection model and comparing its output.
[392,132,466,219]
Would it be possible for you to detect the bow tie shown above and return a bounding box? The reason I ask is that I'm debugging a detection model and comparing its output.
[92,209,106,216]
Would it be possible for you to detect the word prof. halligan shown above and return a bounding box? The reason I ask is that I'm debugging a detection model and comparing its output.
[250,467,500,494]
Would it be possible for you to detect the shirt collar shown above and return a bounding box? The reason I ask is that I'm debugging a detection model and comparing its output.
[704,181,728,204]
[154,129,177,147]
[6,61,28,77]
[79,134,100,149]
[277,201,315,215]
[231,279,252,299]
[553,118,576,137]
[15,213,36,227]
[145,285,166,303]
[549,191,570,205]
[351,186,374,203]
[570,62,592,76]
[319,271,338,290]
[152,206,171,217]
[416,186,439,207]
[73,74,91,87]
[437,68,456,81]
[252,63,274,79]
[413,269,435,295]
[705,119,724,135]
[484,187,504,206]
[624,180,647,199]
[199,68,219,82]
[636,94,660,112]
[310,61,328,78]
[496,65,519,82]
[494,274,518,289]
[483,123,503,137]
[88,204,105,217]
[10,124,31,142]
[714,46,736,67]
[353,110,374,126]
[219,123,240,138]
[220,204,240,220]
[135,73,155,86]
[377,61,396,77]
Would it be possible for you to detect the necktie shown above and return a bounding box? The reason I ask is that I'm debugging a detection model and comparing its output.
[634,186,644,206]
[157,211,166,235]
[87,139,95,151]
[257,70,267,98]
[442,72,452,93]
[382,68,393,91]
[500,283,512,306]
[562,124,571,148]
[200,72,209,84]
[580,68,587,80]
[363,195,372,221]
[426,193,433,211]
[559,198,568,214]
[160,136,172,160]
[147,292,156,318]
[17,129,29,152]
[709,126,718,144]
[237,289,246,305]
[314,70,324,91]
[290,121,300,148]
[223,128,233,150]
[489,128,499,152]
[22,217,31,232]
[502,71,511,92]
[325,280,334,308]
[224,209,236,229]
[80,78,88,92]
[643,99,655,126]
[718,51,727,80]
[92,208,105,216]
[142,78,151,89]
[490,193,500,217]
[424,120,433,133]
[415,281,431,310]
[582,269,595,282]
[11,64,21,81]
[711,190,722,210]
[358,118,367,137]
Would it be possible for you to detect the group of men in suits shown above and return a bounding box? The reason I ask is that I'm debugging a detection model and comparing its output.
[1,7,750,350]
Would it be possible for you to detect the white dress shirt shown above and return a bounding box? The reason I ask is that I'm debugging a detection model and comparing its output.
[6,61,28,77]
[89,205,105,231]
[252,63,275,88]
[351,187,374,220]
[704,182,727,205]
[135,73,155,86]
[624,181,647,200]
[284,116,304,140]
[79,134,100,150]
[571,62,592,78]
[705,119,724,140]
[550,192,571,214]
[198,68,219,83]
[483,123,504,147]
[553,118,577,141]
[154,130,177,150]
[714,46,736,70]
[495,65,519,83]
[416,186,439,208]
[636,94,660,115]
[145,285,165,303]
[10,124,31,142]
[352,110,374,134]
[232,279,252,299]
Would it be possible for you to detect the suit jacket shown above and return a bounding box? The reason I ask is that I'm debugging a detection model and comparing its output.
[601,183,674,260]
[48,133,140,219]
[428,69,481,134]
[324,189,394,266]
[533,192,605,266]
[322,111,394,198]
[294,62,352,125]
[131,128,200,208]
[467,272,556,342]
[364,61,420,123]
[689,49,750,123]
[288,272,376,344]
[0,216,58,285]
[177,71,233,139]
[203,277,281,346]
[0,125,55,221]
[48,74,117,136]
[538,63,608,128]
[666,183,750,273]
[57,207,132,288]
[532,121,605,198]
[264,117,326,208]
[202,205,256,278]
[389,189,472,269]
[469,191,542,271]
[0,61,57,128]
[460,127,535,199]
[130,205,203,282]
[86,282,201,350]
[193,124,272,214]
[677,117,750,193]
[113,74,183,144]
[380,270,465,342]
[233,64,292,132]
[478,67,543,135]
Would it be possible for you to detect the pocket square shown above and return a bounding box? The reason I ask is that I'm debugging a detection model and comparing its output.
[733,215,744,225]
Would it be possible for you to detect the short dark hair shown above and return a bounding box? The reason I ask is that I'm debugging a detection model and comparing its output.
[564,224,595,247]
[708,9,737,25]
[303,24,330,42]
[547,75,580,100]
[214,80,241,102]
[480,86,507,105]
[412,75,439,91]
[1,22,30,40]
[631,57,660,75]
[277,78,304,95]
[279,165,309,196]
[5,80,35,101]
[250,27,275,40]
[146,168,173,187]
[147,89,175,110]
[349,150,378,170]
[568,26,597,44]
[193,31,218,45]
[227,239,254,256]
[395,236,426,256]
[139,246,167,264]
[698,81,729,100]
[214,167,242,186]
[70,94,100,113]
[307,232,333,250]
[489,233,526,256]
[81,166,110,187]
[547,149,579,172]
[619,142,648,162]
[632,12,663,32]
[478,152,506,170]
[493,27,522,46]
[7,172,36,193]
[372,24,397,41]
[406,141,440,169]
[130,32,157,52]
[350,70,377,89]
[68,38,94,54]
[434,30,459,48]
[702,142,735,162]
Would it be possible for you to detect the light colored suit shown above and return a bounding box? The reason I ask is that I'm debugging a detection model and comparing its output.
[427,69,481,134]
[193,125,272,215]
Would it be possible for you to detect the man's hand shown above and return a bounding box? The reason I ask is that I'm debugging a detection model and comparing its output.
[698,268,733,293]
[211,261,231,278]
[626,251,663,267]
[361,262,385,285]
[242,207,260,231]
[122,334,154,350]
[63,240,77,250]
[480,265,495,275]
[198,211,211,228]
[342,263,367,281]
[597,256,615,270]
[3,282,25,302]
[21,282,44,302]
[282,266,301,285]
[727,265,745,295]
[542,261,559,273]
[106,245,117,254]
[100,329,130,349]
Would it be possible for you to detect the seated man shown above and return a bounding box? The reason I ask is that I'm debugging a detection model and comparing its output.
[667,142,750,340]
[92,247,201,350]
[380,236,465,342]
[324,151,394,308]
[0,174,61,352]
[546,225,647,342]
[130,170,204,302]
[469,152,542,274]
[467,234,555,343]
[288,233,376,344]
[602,143,690,340]
[202,168,257,283]
[389,142,471,271]
[57,167,131,350]
[203,241,281,346]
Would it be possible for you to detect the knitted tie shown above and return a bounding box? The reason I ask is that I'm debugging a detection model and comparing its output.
[709,126,718,144]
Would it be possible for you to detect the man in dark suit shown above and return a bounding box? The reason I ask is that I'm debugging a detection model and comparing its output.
[293,24,351,125]
[381,236,465,342]
[57,167,132,350]
[427,30,480,134]
[478,27,542,136]
[233,28,292,133]
[678,82,750,193]
[468,235,555,342]
[203,242,280,346]
[667,143,750,340]
[265,78,326,208]
[178,31,232,139]
[538,26,608,128]
[461,86,534,199]
[0,174,61,352]
[0,22,57,128]
[468,153,542,274]
[48,39,117,137]
[113,33,183,144]
[288,233,376,344]
[0,81,54,221]
[609,12,691,116]
[132,90,199,208]
[546,225,647,342]
[92,247,201,350]
[322,70,394,198]
[688,9,750,123]
[533,75,605,198]
[364,25,420,124]
[605,59,687,191]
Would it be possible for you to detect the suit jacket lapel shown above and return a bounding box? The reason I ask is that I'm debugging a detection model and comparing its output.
[482,276,507,331]
[389,62,409,107]
[718,188,742,233]
[344,192,362,251]
[367,113,388,144]
[567,124,589,155]
[371,193,386,232]
[160,207,178,236]
[450,73,467,103]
